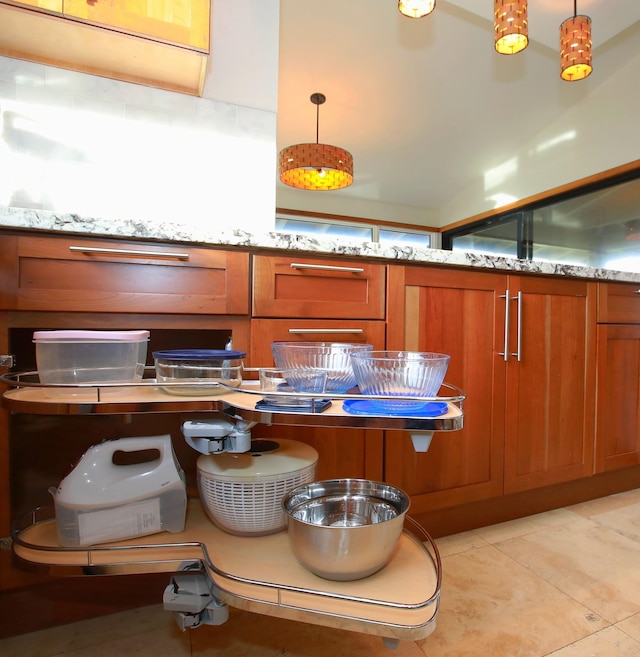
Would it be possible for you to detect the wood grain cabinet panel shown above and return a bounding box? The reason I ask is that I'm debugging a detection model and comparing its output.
[385,265,507,514]
[252,254,386,320]
[595,324,640,471]
[63,0,210,50]
[597,282,640,323]
[15,235,249,315]
[0,0,209,95]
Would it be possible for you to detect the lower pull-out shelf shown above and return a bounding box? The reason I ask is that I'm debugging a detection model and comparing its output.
[13,501,441,642]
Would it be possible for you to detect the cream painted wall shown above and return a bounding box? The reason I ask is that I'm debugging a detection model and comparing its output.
[0,0,280,234]
[439,49,640,227]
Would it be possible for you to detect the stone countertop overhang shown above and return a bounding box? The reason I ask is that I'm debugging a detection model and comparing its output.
[1,206,639,284]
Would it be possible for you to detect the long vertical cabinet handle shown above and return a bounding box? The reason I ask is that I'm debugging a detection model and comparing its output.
[511,291,522,362]
[499,289,510,361]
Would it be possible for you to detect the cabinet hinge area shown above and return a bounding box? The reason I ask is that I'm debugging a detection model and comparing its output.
[0,536,12,551]
[0,355,15,369]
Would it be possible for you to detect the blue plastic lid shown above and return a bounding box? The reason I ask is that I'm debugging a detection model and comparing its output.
[342,399,448,417]
[152,349,246,360]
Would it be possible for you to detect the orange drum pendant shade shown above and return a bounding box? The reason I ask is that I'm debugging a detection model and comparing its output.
[494,0,528,55]
[560,1,593,81]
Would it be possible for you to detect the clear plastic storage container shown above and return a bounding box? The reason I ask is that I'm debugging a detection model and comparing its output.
[34,330,149,384]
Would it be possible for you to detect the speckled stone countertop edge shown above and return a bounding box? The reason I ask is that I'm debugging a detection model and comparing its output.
[1,206,638,284]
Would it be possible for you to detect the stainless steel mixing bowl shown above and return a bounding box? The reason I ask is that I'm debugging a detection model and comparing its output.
[282,479,410,581]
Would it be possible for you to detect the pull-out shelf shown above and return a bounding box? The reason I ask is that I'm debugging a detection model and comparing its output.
[13,501,441,642]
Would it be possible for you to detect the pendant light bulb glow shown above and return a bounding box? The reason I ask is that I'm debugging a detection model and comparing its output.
[398,0,436,19]
[278,93,353,192]
[494,0,528,55]
[560,1,592,81]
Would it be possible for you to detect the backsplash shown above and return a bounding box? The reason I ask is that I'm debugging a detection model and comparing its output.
[0,56,277,233]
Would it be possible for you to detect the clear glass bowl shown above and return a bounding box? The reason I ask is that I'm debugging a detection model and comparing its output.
[271,342,373,393]
[350,350,450,410]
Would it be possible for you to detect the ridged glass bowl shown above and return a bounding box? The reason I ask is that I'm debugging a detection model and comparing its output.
[271,342,373,393]
[350,350,450,411]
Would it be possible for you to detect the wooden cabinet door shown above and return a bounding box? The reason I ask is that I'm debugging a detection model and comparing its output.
[595,324,640,472]
[252,254,386,320]
[384,265,506,515]
[63,0,210,50]
[10,0,61,10]
[597,282,640,323]
[249,318,386,483]
[503,276,596,493]
[15,235,249,315]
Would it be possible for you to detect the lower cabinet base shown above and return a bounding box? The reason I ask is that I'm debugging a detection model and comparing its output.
[414,464,640,539]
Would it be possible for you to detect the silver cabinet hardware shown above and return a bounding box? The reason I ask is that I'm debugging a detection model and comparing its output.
[498,290,510,361]
[511,291,522,362]
[290,262,365,273]
[0,355,15,368]
[287,328,365,334]
[69,246,189,260]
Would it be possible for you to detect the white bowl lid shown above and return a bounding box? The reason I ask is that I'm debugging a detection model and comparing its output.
[33,330,150,342]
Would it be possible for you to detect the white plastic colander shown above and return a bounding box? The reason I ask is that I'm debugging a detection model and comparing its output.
[196,439,318,536]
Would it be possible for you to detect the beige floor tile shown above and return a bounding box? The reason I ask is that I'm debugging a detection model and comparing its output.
[435,530,489,558]
[616,611,640,643]
[474,508,595,544]
[0,604,172,657]
[189,607,426,657]
[417,544,606,657]
[541,626,640,657]
[495,524,640,623]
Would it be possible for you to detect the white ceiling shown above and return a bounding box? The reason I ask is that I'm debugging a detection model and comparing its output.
[276,0,640,226]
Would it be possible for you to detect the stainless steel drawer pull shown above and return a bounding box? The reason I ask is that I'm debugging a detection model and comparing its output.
[69,246,190,260]
[288,328,365,334]
[498,290,510,362]
[511,291,522,362]
[290,263,365,273]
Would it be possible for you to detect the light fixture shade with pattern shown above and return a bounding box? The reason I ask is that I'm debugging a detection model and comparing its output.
[398,0,436,19]
[494,0,528,55]
[560,12,592,81]
[279,93,354,192]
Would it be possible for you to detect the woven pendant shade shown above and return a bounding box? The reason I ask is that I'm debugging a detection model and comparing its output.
[494,0,528,55]
[560,12,592,81]
[279,93,353,192]
[398,0,436,19]
[279,144,353,191]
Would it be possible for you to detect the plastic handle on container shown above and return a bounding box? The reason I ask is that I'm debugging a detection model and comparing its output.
[95,436,172,481]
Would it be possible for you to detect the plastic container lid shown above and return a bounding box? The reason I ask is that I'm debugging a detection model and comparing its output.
[153,349,246,360]
[197,439,318,481]
[33,330,150,342]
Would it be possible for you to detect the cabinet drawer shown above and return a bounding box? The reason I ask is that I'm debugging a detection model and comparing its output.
[597,282,640,323]
[252,255,385,319]
[250,319,386,369]
[16,235,249,315]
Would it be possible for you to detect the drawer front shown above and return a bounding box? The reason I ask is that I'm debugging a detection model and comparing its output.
[597,282,640,323]
[252,255,386,319]
[250,319,386,370]
[16,235,249,315]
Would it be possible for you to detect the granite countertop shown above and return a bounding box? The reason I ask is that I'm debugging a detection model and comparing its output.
[1,206,639,284]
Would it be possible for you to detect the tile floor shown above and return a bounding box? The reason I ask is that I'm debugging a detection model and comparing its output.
[2,487,640,657]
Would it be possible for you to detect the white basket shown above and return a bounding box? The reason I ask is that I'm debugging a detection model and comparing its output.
[196,439,318,536]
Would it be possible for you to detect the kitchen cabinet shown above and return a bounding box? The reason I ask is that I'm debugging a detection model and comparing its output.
[595,282,640,472]
[385,266,597,516]
[10,234,249,315]
[503,276,596,493]
[386,266,506,515]
[252,254,386,320]
[0,0,209,95]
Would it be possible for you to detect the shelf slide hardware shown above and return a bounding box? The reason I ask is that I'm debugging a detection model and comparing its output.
[69,246,190,260]
[0,354,15,368]
[511,291,523,362]
[498,289,510,361]
[290,262,365,273]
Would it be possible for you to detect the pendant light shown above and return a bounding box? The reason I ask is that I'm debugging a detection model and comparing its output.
[494,0,528,55]
[279,93,353,191]
[560,0,592,81]
[398,0,436,19]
